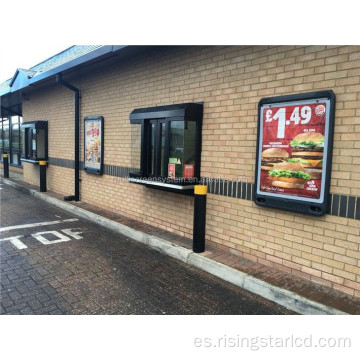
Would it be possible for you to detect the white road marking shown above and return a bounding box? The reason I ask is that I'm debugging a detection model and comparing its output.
[0,235,27,249]
[0,218,79,232]
[61,228,83,240]
[0,227,84,250]
[32,231,71,245]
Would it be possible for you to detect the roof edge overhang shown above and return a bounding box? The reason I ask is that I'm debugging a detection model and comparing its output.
[0,45,128,97]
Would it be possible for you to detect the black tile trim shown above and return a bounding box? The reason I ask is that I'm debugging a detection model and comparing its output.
[214,179,220,195]
[206,177,213,194]
[228,181,233,198]
[339,195,348,218]
[356,198,360,220]
[246,183,252,201]
[347,196,355,219]
[219,179,224,196]
[49,157,130,178]
[331,194,340,216]
[223,180,228,197]
[233,182,237,198]
[46,157,359,221]
[237,182,242,199]
[241,183,247,200]
[48,157,75,169]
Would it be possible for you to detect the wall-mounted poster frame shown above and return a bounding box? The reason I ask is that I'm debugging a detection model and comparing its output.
[254,90,336,216]
[84,116,104,175]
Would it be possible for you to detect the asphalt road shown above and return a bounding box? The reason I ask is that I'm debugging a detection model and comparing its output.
[0,181,295,315]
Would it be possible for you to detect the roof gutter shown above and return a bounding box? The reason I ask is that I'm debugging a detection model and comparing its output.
[56,73,80,202]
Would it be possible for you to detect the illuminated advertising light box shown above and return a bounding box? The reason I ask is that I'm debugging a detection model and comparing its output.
[84,116,104,175]
[254,91,336,215]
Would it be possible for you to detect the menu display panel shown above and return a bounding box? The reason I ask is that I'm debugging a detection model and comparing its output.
[84,116,104,175]
[254,91,335,215]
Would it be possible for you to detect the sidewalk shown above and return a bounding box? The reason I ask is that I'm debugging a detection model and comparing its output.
[2,171,360,315]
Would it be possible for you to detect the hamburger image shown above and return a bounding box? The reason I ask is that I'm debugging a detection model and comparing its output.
[289,132,324,179]
[261,148,289,171]
[268,162,311,189]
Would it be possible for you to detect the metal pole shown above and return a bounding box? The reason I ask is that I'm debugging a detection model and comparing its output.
[74,90,80,201]
[193,185,207,253]
[3,154,9,178]
[56,73,80,201]
[39,161,47,192]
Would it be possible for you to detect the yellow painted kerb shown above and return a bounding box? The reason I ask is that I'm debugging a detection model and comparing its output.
[3,154,8,158]
[39,160,47,166]
[194,185,207,195]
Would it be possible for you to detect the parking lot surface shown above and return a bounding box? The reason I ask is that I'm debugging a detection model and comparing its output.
[0,182,295,315]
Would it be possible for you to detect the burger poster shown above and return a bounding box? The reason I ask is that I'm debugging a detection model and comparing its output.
[84,116,104,174]
[255,91,335,214]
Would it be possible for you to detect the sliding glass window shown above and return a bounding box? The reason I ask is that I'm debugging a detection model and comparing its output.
[1,115,23,166]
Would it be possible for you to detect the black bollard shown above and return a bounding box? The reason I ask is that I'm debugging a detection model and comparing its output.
[3,154,9,178]
[39,161,47,192]
[193,185,207,253]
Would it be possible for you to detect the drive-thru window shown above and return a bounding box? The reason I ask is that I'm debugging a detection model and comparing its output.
[129,102,203,194]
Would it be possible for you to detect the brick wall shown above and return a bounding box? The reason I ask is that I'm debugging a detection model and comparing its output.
[22,45,360,296]
[0,164,23,174]
[23,162,39,185]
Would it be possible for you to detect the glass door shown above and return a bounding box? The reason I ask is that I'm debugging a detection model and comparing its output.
[1,115,23,166]
[147,121,156,177]
[146,120,167,179]
[3,119,9,157]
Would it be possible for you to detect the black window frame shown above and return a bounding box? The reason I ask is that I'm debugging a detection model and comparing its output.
[21,121,48,163]
[0,114,23,168]
[129,103,203,193]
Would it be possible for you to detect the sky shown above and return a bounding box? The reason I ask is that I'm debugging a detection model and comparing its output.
[0,43,72,84]
[0,1,356,86]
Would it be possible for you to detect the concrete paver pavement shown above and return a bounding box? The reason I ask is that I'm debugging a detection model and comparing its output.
[3,171,360,315]
[0,182,295,315]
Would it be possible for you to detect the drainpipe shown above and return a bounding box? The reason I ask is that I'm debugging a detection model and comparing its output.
[56,73,80,202]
